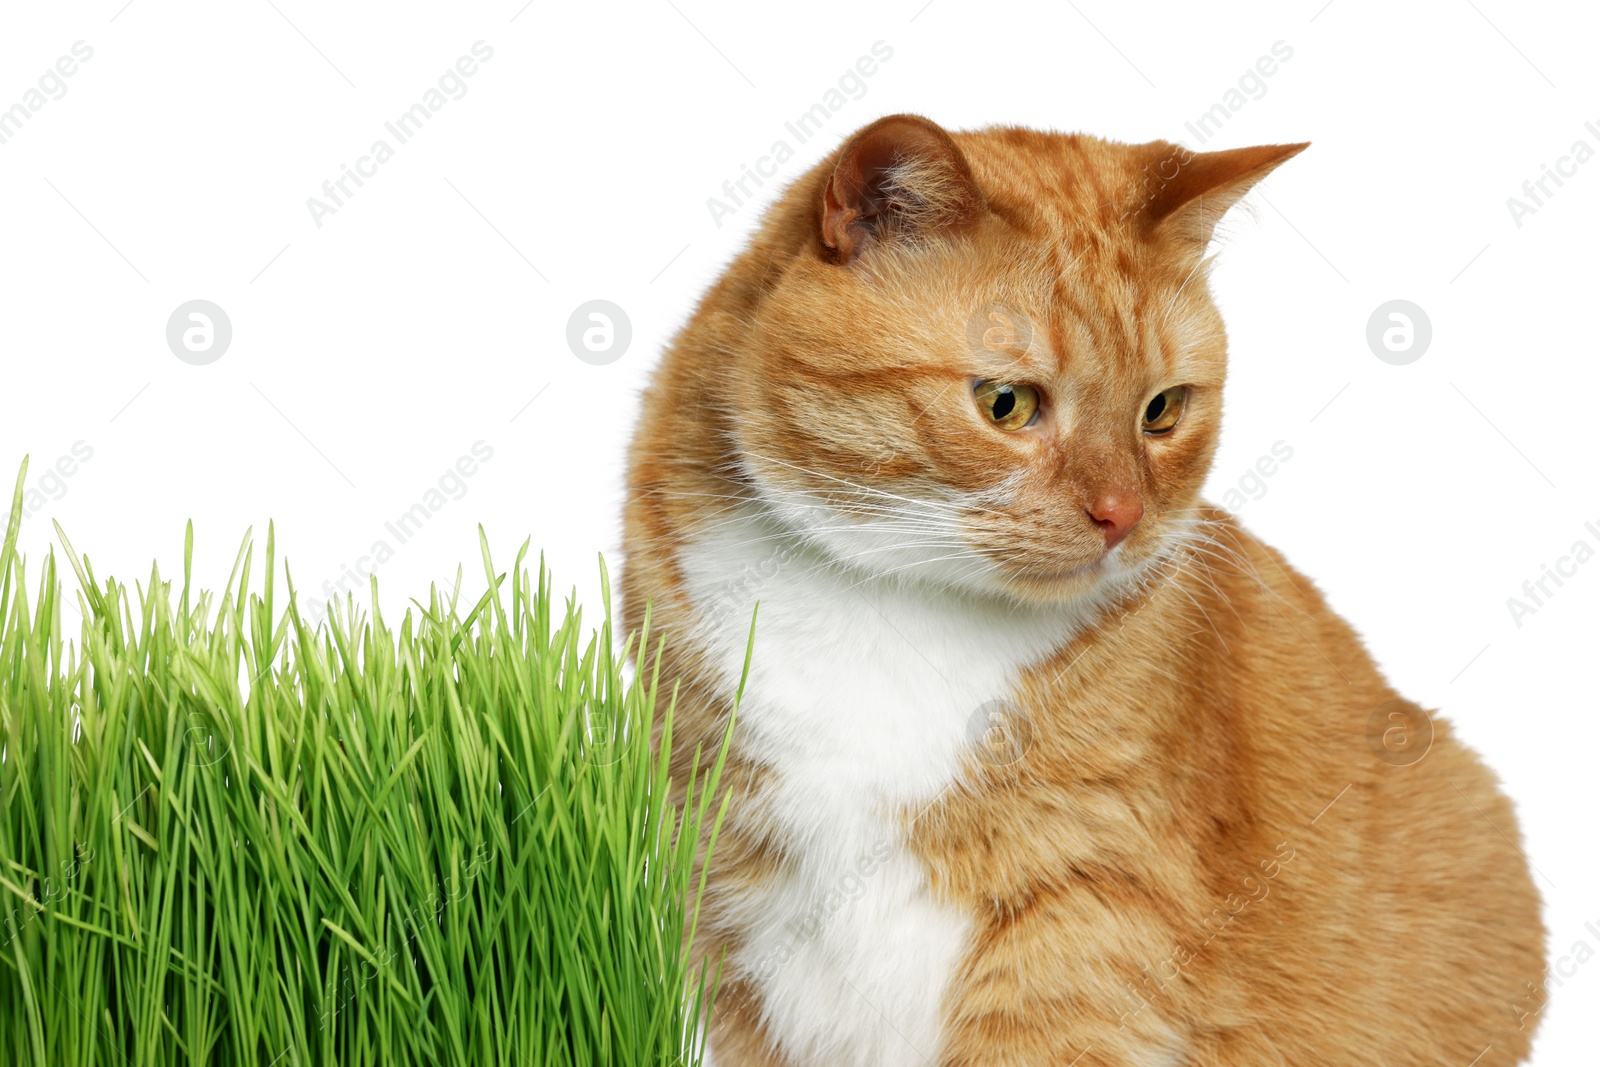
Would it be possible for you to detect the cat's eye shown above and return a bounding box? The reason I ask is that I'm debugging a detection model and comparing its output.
[1142,386,1189,435]
[974,381,1040,431]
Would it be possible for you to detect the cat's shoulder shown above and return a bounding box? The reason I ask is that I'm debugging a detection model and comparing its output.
[1181,504,1340,619]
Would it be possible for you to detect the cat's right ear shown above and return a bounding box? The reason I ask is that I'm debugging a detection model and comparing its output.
[1141,141,1309,250]
[820,114,984,264]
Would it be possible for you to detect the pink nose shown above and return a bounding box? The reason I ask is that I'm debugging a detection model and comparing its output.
[1089,492,1143,550]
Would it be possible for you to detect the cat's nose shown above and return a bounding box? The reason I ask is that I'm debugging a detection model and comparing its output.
[1089,492,1143,550]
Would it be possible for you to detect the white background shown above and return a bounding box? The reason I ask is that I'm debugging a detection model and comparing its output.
[1,0,1595,1059]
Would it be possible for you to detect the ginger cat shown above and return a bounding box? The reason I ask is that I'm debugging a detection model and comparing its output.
[620,114,1545,1066]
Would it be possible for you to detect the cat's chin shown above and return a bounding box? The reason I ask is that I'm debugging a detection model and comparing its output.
[988,558,1118,604]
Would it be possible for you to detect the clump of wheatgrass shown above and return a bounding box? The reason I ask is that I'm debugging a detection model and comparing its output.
[0,460,741,1066]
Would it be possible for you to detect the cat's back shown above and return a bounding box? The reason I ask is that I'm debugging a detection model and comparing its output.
[1127,510,1545,1065]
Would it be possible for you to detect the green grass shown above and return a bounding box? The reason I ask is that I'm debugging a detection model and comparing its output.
[0,459,741,1066]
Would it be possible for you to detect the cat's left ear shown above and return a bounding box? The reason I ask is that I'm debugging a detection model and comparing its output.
[1143,141,1309,249]
[820,114,985,264]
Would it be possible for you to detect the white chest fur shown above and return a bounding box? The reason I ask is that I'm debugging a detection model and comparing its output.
[678,509,1086,1067]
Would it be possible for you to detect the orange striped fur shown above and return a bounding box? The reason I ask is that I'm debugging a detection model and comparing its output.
[621,115,1545,1066]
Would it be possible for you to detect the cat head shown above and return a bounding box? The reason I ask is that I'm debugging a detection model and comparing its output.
[723,114,1305,604]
